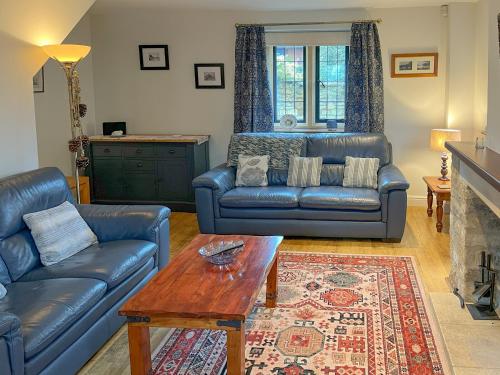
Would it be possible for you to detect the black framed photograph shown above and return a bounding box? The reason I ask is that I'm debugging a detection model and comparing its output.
[139,45,169,70]
[194,63,225,89]
[33,67,44,93]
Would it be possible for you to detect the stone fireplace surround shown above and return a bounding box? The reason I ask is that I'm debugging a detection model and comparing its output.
[447,142,500,313]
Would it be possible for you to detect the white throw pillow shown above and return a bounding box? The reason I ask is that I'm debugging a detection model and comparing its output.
[287,156,323,187]
[0,282,6,299]
[235,155,270,187]
[343,156,380,189]
[23,201,98,266]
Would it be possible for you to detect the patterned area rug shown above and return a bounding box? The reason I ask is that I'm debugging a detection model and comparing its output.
[151,253,447,374]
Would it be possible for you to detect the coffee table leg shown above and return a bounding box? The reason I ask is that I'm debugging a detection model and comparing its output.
[227,328,245,375]
[128,325,151,375]
[266,257,278,308]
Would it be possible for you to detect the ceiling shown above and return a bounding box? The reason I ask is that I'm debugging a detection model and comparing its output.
[93,0,475,12]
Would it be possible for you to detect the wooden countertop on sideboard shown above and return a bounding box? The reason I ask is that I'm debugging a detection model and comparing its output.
[89,134,210,145]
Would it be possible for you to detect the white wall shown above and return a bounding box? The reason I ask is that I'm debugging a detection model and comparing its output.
[0,0,95,178]
[485,0,500,153]
[90,6,454,199]
[34,14,97,175]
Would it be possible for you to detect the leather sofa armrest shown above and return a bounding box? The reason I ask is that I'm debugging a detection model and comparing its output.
[378,165,409,194]
[192,164,235,193]
[77,204,171,269]
[0,312,24,375]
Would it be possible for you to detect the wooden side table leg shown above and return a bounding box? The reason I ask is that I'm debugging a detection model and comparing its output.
[436,199,444,232]
[128,325,151,375]
[227,327,245,375]
[266,257,278,308]
[427,187,433,217]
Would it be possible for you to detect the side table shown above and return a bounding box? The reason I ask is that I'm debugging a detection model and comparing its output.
[422,176,451,232]
[66,176,91,204]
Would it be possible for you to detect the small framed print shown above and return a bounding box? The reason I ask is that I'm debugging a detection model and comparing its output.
[139,45,169,70]
[194,63,225,89]
[33,67,44,93]
[391,53,438,78]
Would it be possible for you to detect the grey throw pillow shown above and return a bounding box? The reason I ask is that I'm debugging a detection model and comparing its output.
[23,201,98,266]
[0,282,6,299]
[343,156,380,189]
[236,155,270,187]
[287,156,323,187]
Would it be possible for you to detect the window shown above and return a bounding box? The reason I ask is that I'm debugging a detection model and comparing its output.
[270,45,349,129]
[273,46,306,123]
[315,46,349,123]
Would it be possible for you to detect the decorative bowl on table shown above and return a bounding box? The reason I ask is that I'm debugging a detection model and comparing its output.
[198,240,244,265]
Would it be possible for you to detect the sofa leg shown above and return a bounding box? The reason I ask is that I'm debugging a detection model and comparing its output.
[382,238,402,243]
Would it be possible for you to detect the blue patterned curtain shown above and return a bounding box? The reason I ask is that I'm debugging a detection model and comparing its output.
[345,22,384,133]
[234,26,273,133]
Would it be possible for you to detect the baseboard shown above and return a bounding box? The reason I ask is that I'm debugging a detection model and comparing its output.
[408,195,427,207]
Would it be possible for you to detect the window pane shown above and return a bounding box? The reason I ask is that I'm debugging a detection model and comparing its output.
[273,46,306,122]
[316,46,348,122]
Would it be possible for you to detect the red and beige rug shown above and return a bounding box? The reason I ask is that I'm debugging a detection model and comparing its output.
[151,253,448,374]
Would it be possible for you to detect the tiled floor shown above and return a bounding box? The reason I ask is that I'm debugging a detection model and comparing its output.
[429,293,500,375]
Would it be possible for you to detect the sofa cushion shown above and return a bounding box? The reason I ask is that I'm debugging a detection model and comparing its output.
[0,230,41,282]
[219,187,303,208]
[0,278,106,359]
[0,168,74,240]
[299,187,381,211]
[20,240,157,289]
[306,133,391,166]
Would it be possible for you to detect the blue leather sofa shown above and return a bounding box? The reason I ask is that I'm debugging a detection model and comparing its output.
[193,133,409,241]
[0,168,170,375]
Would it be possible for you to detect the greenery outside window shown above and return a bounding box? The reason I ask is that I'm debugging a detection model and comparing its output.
[270,44,349,131]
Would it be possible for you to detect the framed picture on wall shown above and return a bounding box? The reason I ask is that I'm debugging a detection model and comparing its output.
[194,63,225,89]
[33,67,44,93]
[139,45,169,70]
[391,53,438,78]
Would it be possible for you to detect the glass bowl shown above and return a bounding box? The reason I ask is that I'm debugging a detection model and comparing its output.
[198,240,244,265]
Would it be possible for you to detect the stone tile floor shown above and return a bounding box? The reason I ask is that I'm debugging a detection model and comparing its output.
[429,293,500,375]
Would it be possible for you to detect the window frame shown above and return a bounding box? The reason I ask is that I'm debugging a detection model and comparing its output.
[272,46,307,124]
[314,45,350,124]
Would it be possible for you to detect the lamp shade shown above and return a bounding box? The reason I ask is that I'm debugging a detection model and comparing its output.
[42,44,91,63]
[430,128,461,152]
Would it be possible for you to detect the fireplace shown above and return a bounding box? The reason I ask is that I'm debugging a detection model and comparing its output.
[447,142,500,315]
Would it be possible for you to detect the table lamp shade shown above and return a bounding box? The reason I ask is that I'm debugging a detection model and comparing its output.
[42,44,91,63]
[430,129,462,152]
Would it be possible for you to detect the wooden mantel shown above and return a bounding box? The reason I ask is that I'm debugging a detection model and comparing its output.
[445,141,500,192]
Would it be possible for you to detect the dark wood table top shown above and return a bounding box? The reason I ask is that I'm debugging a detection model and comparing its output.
[445,141,500,191]
[120,234,283,321]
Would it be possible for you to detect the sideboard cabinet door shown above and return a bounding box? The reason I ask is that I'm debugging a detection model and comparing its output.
[92,159,124,200]
[157,160,189,201]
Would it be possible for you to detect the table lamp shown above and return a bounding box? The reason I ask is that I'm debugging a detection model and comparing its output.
[430,128,462,181]
[42,44,91,203]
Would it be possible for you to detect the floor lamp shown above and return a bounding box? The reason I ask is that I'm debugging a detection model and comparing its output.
[42,44,91,203]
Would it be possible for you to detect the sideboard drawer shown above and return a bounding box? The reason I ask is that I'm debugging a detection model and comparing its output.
[124,159,155,172]
[93,144,122,158]
[159,144,186,159]
[124,144,156,158]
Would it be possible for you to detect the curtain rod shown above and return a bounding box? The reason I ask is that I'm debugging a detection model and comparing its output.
[235,19,382,27]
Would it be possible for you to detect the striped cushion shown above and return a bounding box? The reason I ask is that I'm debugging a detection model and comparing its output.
[287,156,323,187]
[0,282,6,299]
[342,156,380,189]
[23,201,98,266]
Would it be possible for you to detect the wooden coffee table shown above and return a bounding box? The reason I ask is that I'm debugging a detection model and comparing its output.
[119,234,283,375]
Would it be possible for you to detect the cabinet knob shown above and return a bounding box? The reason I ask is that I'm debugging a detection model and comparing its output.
[137,162,143,167]
[168,149,176,154]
